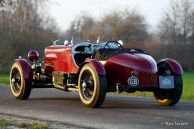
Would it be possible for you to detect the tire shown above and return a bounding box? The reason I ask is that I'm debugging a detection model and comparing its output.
[10,62,31,100]
[154,63,183,106]
[78,63,107,108]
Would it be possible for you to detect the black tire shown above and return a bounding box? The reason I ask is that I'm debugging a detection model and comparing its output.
[78,63,107,108]
[10,62,31,100]
[154,63,183,106]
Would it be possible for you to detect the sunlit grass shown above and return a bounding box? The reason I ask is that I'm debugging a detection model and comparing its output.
[0,73,9,85]
[31,123,50,129]
[0,119,50,129]
[182,72,194,101]
[0,119,11,127]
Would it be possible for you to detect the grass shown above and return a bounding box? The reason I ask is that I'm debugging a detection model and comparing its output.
[32,123,50,129]
[0,119,50,129]
[18,123,50,129]
[0,73,9,85]
[0,119,11,126]
[0,72,194,101]
[182,72,194,101]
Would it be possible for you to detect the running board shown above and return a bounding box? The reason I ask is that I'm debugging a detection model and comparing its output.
[53,83,78,92]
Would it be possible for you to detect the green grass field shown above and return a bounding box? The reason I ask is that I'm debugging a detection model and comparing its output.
[182,72,194,101]
[0,72,194,102]
[0,73,9,85]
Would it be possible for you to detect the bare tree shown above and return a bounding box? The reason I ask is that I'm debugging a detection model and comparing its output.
[65,9,148,44]
[158,0,194,71]
[0,0,59,73]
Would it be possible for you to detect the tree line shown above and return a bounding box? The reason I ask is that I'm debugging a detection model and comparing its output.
[0,0,194,73]
[64,0,194,71]
[0,0,58,72]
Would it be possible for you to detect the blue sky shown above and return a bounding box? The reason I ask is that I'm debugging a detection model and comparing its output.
[48,0,170,31]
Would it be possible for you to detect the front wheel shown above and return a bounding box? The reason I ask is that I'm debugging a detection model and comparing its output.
[78,63,107,108]
[10,62,31,100]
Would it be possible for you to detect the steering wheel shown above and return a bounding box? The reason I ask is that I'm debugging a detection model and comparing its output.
[87,44,92,51]
[103,41,123,49]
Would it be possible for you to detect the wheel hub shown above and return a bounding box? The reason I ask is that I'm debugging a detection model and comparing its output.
[11,69,22,93]
[82,81,87,89]
[80,71,94,100]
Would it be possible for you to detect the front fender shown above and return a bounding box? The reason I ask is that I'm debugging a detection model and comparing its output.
[15,59,33,82]
[157,58,183,75]
[80,59,106,76]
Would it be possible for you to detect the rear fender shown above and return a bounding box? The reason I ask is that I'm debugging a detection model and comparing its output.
[15,59,33,83]
[78,59,106,76]
[157,58,183,75]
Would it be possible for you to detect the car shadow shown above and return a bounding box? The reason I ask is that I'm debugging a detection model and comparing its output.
[29,97,80,101]
[26,95,194,112]
[101,98,194,112]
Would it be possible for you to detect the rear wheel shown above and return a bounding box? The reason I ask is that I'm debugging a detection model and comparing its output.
[10,62,31,100]
[154,63,182,106]
[78,63,107,108]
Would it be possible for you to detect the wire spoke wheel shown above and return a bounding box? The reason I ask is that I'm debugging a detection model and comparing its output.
[78,63,107,108]
[11,69,22,94]
[10,62,31,100]
[80,70,94,100]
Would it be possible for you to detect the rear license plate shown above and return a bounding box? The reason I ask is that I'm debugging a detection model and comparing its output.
[159,76,175,89]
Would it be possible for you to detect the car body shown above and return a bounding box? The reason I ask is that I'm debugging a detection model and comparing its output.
[10,40,183,108]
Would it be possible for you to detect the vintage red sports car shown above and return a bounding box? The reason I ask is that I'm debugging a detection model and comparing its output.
[10,40,183,108]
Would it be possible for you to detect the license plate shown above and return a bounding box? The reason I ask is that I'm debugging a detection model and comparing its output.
[128,75,139,87]
[159,76,175,89]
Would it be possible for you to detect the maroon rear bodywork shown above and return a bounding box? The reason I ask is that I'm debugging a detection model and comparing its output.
[157,58,183,75]
[104,53,158,91]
